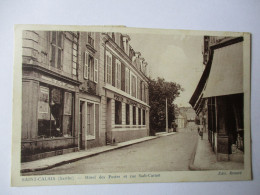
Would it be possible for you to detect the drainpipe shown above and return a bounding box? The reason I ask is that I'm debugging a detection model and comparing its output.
[103,36,109,82]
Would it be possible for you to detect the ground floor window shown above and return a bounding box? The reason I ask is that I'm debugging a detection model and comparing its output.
[38,85,73,138]
[126,103,130,125]
[133,106,136,125]
[138,108,141,125]
[115,100,122,124]
[80,101,99,140]
[143,109,146,125]
[87,102,95,137]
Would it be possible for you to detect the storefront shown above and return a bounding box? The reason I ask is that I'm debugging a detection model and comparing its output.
[21,72,80,162]
[105,90,149,144]
[190,37,244,162]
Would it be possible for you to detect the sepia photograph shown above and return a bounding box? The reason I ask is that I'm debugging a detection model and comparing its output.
[11,25,251,186]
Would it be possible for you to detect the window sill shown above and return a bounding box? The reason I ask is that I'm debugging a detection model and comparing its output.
[87,136,95,141]
[22,136,76,142]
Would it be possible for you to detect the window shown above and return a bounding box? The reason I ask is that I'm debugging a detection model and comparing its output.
[112,56,116,87]
[133,106,136,125]
[125,68,130,94]
[142,82,145,102]
[116,60,121,89]
[50,31,63,69]
[112,32,115,41]
[138,108,141,125]
[126,104,130,125]
[140,81,143,101]
[84,52,98,83]
[87,103,95,138]
[126,39,129,55]
[88,32,94,48]
[120,35,124,50]
[143,109,146,125]
[115,100,122,124]
[106,52,112,84]
[131,74,137,98]
[72,41,78,76]
[137,78,140,99]
[94,59,98,83]
[38,86,73,138]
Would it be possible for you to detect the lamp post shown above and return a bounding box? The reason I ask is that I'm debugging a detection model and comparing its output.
[166,98,168,133]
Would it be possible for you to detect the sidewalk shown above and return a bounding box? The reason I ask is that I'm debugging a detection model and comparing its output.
[189,133,244,170]
[21,132,176,173]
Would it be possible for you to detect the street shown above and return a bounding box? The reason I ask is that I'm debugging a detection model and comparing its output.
[24,128,198,175]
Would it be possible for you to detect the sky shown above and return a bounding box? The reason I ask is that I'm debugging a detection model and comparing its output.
[128,33,205,107]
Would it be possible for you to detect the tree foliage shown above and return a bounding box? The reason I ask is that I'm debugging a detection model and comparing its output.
[148,77,183,135]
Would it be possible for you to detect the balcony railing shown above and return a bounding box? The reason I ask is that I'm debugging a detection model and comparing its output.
[80,79,97,95]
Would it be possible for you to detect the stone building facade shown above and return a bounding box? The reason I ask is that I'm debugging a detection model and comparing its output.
[21,30,150,162]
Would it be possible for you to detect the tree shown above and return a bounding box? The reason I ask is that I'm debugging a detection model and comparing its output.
[148,77,183,135]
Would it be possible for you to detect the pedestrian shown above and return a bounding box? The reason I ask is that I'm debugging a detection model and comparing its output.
[199,128,203,140]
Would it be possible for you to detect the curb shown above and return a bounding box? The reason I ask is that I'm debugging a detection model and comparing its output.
[21,136,161,174]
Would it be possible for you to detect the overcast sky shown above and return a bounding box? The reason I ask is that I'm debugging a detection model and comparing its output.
[128,33,205,107]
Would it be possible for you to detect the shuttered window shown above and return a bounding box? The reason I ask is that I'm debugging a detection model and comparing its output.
[112,56,116,87]
[116,60,121,89]
[125,68,130,94]
[84,52,89,79]
[131,74,137,98]
[106,53,112,84]
[94,59,98,83]
[121,63,125,91]
[84,52,96,82]
[50,31,63,70]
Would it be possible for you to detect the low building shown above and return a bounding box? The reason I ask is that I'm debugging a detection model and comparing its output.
[175,114,186,129]
[190,36,244,162]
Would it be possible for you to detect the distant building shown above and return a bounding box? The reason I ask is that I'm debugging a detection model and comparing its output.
[175,114,186,129]
[179,107,196,122]
[190,36,244,162]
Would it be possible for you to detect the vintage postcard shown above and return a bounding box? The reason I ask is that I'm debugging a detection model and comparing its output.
[11,25,251,186]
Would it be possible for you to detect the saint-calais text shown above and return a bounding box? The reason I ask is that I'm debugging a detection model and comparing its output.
[22,176,74,182]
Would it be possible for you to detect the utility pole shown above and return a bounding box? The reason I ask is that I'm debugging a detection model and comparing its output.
[166,98,168,133]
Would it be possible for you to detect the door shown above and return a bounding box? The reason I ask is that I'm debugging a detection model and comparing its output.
[106,98,112,144]
[79,101,85,149]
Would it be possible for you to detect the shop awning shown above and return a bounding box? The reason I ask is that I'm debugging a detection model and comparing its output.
[203,41,243,98]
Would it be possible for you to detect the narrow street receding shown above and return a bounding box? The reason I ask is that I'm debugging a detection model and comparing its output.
[23,127,197,175]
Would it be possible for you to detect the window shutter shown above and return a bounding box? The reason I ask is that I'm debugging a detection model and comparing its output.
[84,52,89,79]
[118,62,121,89]
[51,31,56,44]
[112,56,116,87]
[51,45,56,67]
[94,58,98,83]
[121,63,125,91]
[57,48,62,70]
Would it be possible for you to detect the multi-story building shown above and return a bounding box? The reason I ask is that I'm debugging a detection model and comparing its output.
[190,36,244,162]
[101,32,150,144]
[21,30,150,162]
[22,31,81,162]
